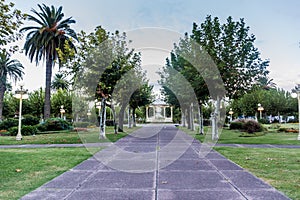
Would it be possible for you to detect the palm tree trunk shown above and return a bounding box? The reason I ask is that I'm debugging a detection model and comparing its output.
[44,58,52,119]
[0,81,6,121]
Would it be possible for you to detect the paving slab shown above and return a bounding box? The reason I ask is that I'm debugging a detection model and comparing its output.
[21,124,291,200]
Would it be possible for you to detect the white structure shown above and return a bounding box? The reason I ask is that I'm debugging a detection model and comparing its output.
[146,98,173,123]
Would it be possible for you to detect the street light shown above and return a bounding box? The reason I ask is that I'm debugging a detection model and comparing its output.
[14,83,28,141]
[228,108,234,122]
[291,84,300,140]
[257,103,264,119]
[60,105,65,119]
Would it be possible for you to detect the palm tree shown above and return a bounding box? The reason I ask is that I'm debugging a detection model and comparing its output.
[51,73,69,91]
[0,50,24,120]
[20,4,77,119]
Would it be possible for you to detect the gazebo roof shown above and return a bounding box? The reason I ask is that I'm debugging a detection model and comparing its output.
[151,98,168,106]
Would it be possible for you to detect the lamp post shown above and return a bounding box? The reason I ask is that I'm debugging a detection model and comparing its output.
[60,105,65,119]
[257,103,264,120]
[291,84,300,140]
[228,108,234,122]
[14,83,28,141]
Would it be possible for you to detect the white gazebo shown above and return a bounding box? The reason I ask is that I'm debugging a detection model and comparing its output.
[146,98,173,123]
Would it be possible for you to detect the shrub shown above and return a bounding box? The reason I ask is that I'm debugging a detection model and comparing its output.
[8,125,38,136]
[35,123,47,132]
[22,115,40,126]
[8,126,18,136]
[242,120,264,133]
[38,118,71,132]
[0,118,18,130]
[230,122,244,130]
[22,125,38,135]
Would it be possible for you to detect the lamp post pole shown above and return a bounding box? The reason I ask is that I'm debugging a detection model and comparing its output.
[291,84,300,140]
[15,84,28,141]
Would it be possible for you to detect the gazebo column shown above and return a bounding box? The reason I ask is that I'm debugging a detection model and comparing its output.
[171,106,173,120]
[163,106,166,118]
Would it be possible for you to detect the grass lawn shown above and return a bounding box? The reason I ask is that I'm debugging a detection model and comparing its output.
[0,148,93,200]
[0,126,140,145]
[181,125,300,145]
[214,147,300,200]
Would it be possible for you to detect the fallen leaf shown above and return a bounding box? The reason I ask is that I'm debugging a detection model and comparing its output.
[15,169,22,173]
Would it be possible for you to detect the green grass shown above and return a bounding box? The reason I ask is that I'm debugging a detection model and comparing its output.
[214,147,300,200]
[0,126,140,145]
[180,126,300,145]
[0,148,92,200]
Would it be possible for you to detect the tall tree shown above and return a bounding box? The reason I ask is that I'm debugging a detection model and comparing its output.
[51,73,69,91]
[129,83,153,127]
[0,50,24,120]
[21,4,77,119]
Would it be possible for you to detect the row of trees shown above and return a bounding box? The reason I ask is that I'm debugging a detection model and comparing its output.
[230,88,297,120]
[0,2,153,138]
[160,16,271,139]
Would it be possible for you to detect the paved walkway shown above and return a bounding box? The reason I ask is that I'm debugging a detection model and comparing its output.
[19,124,290,200]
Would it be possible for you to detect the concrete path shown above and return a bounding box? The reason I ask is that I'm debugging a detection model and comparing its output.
[20,124,290,200]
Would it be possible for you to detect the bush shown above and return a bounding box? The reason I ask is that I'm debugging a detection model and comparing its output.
[0,118,18,130]
[230,119,264,133]
[73,122,91,128]
[22,125,38,135]
[38,118,71,132]
[8,125,38,136]
[35,123,47,132]
[242,120,264,133]
[230,122,244,130]
[22,115,40,126]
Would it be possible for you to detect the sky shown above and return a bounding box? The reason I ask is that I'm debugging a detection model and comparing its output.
[10,0,300,92]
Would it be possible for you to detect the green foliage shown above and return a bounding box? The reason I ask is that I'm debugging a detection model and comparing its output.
[22,114,40,126]
[230,119,264,133]
[230,121,244,130]
[8,125,37,136]
[0,0,26,50]
[231,88,297,117]
[51,88,72,118]
[0,118,18,130]
[243,120,264,133]
[38,118,71,132]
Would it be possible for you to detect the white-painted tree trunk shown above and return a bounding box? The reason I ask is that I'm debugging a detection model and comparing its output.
[198,103,204,135]
[99,98,107,139]
[212,96,220,141]
[190,103,195,131]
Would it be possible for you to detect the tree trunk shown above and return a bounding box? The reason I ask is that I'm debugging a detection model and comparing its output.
[132,108,137,127]
[44,58,53,119]
[128,107,132,128]
[99,98,107,139]
[111,104,117,134]
[182,108,186,127]
[190,103,195,131]
[187,107,191,129]
[198,102,204,135]
[118,103,126,132]
[0,80,6,121]
[212,96,220,140]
